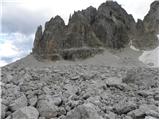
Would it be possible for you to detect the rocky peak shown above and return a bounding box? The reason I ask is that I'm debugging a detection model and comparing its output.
[132,1,159,50]
[45,16,65,31]
[82,6,97,24]
[143,1,159,34]
[32,1,158,60]
[136,19,145,35]
[32,25,42,54]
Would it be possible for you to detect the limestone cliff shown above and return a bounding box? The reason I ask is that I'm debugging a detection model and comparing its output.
[32,1,158,60]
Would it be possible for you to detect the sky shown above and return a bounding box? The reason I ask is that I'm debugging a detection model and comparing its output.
[0,0,156,66]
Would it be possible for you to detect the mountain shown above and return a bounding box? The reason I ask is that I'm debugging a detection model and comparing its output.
[32,1,137,61]
[1,1,159,119]
[132,1,159,50]
[32,1,158,61]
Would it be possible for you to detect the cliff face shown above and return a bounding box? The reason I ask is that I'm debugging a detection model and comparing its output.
[132,1,159,50]
[32,1,158,61]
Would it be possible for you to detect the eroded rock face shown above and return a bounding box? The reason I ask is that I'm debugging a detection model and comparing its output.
[92,1,135,49]
[32,1,158,60]
[132,1,159,50]
[32,1,138,61]
[143,1,159,34]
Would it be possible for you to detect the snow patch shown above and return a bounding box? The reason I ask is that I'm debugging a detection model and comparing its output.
[139,47,159,67]
[130,45,140,51]
[129,40,140,51]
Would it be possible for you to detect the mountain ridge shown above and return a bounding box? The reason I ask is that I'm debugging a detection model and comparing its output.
[32,1,158,61]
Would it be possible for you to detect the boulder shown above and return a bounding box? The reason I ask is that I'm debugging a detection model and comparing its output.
[65,103,102,119]
[28,96,37,106]
[36,99,58,118]
[128,104,159,119]
[9,94,28,111]
[12,106,39,119]
[127,109,145,119]
[113,101,137,114]
[1,104,7,119]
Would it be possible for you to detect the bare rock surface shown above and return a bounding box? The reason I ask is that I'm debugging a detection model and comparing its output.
[1,62,159,119]
[9,94,28,112]
[32,1,138,61]
[12,106,39,119]
[0,1,159,119]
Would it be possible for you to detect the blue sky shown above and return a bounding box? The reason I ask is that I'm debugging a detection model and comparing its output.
[0,0,155,66]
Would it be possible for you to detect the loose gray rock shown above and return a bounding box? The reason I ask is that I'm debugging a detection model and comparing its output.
[113,101,137,114]
[12,106,39,119]
[1,104,7,119]
[145,110,159,118]
[28,96,38,106]
[36,99,58,118]
[127,109,145,119]
[9,94,28,111]
[65,103,102,119]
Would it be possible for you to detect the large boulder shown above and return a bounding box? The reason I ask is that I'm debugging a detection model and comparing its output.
[12,106,39,119]
[65,103,102,119]
[36,95,59,118]
[9,94,28,112]
[1,104,7,119]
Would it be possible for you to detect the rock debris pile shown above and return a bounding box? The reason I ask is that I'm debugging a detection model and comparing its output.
[1,64,159,119]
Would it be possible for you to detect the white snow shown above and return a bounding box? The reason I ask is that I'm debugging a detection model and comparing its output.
[129,40,140,51]
[138,34,159,67]
[139,47,159,67]
[130,45,140,51]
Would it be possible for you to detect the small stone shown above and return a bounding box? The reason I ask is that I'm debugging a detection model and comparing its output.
[124,116,132,119]
[9,94,28,111]
[42,86,51,94]
[105,111,116,119]
[154,94,159,100]
[59,115,65,119]
[70,75,80,80]
[52,96,62,106]
[39,117,46,119]
[145,116,157,119]
[127,109,145,119]
[5,111,12,117]
[113,101,137,114]
[1,104,7,119]
[82,93,90,100]
[139,104,158,113]
[106,77,131,91]
[137,90,153,97]
[29,96,37,106]
[12,106,39,119]
[145,110,159,118]
[57,107,66,116]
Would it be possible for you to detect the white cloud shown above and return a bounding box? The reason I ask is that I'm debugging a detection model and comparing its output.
[0,59,8,67]
[0,40,19,58]
[117,0,155,21]
[3,0,154,25]
[0,33,34,66]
